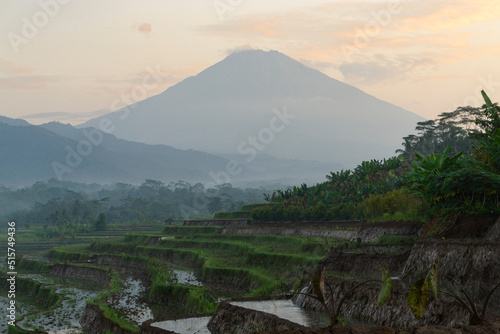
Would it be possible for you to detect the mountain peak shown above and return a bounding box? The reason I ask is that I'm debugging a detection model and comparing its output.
[79,49,424,166]
[174,48,339,100]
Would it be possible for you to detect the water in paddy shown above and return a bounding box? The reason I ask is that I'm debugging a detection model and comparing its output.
[231,300,330,327]
[152,299,330,334]
[9,274,98,334]
[152,316,213,334]
[172,269,202,286]
[107,277,153,324]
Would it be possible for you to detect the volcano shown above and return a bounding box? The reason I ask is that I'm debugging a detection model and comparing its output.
[79,50,424,167]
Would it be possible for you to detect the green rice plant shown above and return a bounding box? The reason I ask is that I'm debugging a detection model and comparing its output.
[137,246,206,269]
[16,259,53,273]
[86,270,140,332]
[8,326,47,334]
[163,226,221,234]
[90,241,138,253]
[213,210,251,219]
[47,246,91,262]
[376,235,417,245]
[246,251,321,268]
[148,284,217,315]
[148,258,171,285]
[159,239,252,256]
[122,233,155,244]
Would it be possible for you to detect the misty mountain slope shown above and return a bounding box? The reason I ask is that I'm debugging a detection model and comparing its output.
[40,122,228,172]
[0,123,129,186]
[79,50,424,167]
[0,122,236,187]
[40,122,338,186]
[0,115,31,127]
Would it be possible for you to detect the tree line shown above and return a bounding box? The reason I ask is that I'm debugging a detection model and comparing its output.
[2,179,269,230]
[253,92,500,225]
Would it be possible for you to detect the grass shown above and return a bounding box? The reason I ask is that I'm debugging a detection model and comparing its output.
[213,210,251,219]
[163,226,222,234]
[17,259,53,273]
[87,271,140,333]
[0,223,165,255]
[376,235,417,245]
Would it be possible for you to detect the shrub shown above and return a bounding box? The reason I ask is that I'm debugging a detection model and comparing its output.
[363,189,424,219]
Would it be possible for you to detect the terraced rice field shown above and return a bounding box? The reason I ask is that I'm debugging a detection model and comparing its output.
[3,225,344,333]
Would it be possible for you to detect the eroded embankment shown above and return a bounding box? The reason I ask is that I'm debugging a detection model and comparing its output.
[184,219,249,227]
[297,278,469,327]
[401,238,500,284]
[320,248,410,279]
[50,263,111,285]
[222,221,421,243]
[258,321,500,334]
[80,303,137,334]
[293,217,500,328]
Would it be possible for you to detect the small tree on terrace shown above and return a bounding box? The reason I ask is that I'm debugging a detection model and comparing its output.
[94,213,107,231]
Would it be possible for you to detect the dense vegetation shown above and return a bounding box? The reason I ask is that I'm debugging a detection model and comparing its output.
[0,180,268,235]
[253,93,500,228]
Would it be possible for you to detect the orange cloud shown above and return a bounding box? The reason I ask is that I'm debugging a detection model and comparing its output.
[398,0,500,32]
[135,22,152,34]
[0,58,35,76]
[0,75,60,90]
[200,0,500,86]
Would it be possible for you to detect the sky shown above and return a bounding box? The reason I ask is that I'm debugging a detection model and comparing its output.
[1,0,499,125]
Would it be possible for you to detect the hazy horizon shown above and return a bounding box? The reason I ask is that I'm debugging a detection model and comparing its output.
[1,0,499,126]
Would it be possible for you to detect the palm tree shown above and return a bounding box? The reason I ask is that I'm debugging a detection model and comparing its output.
[207,196,224,214]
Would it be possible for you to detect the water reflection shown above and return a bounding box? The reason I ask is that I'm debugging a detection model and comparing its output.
[151,299,330,334]
[231,300,330,328]
[107,277,152,324]
[172,270,202,286]
[152,316,212,334]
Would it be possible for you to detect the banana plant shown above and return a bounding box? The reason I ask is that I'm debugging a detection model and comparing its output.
[479,90,500,139]
[299,266,392,326]
[413,146,463,177]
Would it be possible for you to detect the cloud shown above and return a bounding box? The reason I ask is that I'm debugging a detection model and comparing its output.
[225,44,256,55]
[339,55,436,84]
[134,22,152,35]
[22,109,111,122]
[87,65,202,100]
[0,58,35,76]
[0,75,64,90]
[202,0,500,73]
[94,67,197,88]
